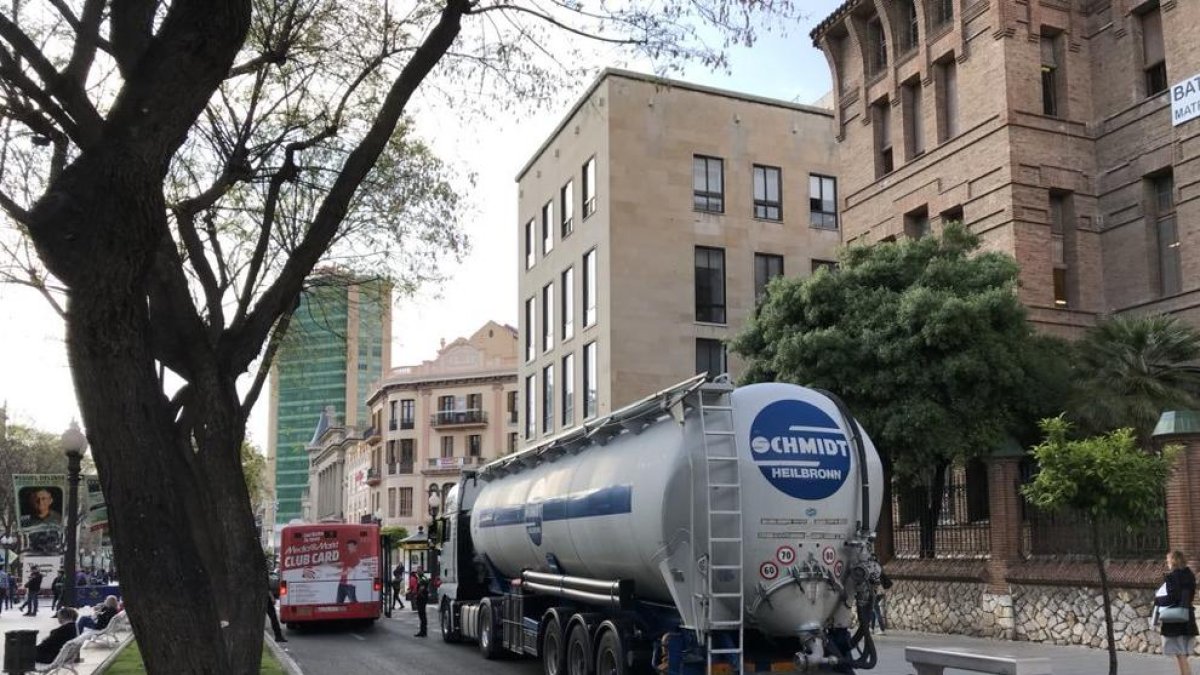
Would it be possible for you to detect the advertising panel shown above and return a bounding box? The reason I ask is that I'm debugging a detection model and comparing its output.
[84,475,108,532]
[13,474,67,554]
[280,525,379,609]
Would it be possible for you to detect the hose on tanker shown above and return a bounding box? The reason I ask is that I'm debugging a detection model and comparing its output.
[812,389,872,539]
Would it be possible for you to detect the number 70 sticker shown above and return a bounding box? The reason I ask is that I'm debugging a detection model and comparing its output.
[776,545,796,565]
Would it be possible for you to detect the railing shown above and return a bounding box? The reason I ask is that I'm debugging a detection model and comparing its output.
[1019,505,1168,559]
[365,468,381,485]
[430,410,487,427]
[364,426,379,442]
[425,456,484,472]
[891,469,991,560]
[400,420,415,430]
[389,419,397,431]
[397,462,414,475]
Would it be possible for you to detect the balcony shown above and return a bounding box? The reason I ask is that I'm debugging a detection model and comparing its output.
[364,426,381,444]
[389,419,397,431]
[430,409,487,428]
[400,420,415,430]
[424,456,484,475]
[366,468,381,486]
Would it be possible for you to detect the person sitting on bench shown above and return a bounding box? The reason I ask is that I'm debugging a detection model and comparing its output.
[36,607,79,664]
[77,595,119,633]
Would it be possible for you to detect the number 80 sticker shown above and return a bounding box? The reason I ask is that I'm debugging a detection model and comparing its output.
[759,561,779,580]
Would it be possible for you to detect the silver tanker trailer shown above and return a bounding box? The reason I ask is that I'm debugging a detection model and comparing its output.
[433,374,886,674]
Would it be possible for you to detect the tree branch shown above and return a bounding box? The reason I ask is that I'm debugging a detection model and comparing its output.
[109,0,157,79]
[240,302,298,419]
[465,3,642,46]
[62,0,106,90]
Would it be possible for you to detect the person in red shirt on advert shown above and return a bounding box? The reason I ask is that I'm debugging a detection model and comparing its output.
[335,539,361,604]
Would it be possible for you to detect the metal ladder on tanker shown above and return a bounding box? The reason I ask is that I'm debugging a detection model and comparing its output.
[699,379,744,674]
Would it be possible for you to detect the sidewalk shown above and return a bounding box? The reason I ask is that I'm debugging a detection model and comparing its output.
[0,603,127,674]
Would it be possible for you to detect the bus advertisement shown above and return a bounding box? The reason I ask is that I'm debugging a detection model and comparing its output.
[279,522,382,625]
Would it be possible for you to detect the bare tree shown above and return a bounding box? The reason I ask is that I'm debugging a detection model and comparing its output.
[0,0,794,671]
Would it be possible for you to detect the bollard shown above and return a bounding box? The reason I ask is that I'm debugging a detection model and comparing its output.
[3,629,38,674]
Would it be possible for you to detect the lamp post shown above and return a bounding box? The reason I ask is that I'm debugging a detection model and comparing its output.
[0,531,14,573]
[426,486,441,581]
[60,420,86,609]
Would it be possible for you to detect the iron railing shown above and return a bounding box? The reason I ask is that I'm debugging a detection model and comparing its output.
[891,467,991,559]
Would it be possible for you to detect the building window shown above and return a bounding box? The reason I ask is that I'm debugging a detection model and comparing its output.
[542,281,554,352]
[399,488,412,518]
[389,400,397,430]
[904,206,930,239]
[506,390,518,424]
[507,432,518,454]
[903,80,924,159]
[693,155,725,213]
[399,399,414,430]
[696,338,726,378]
[524,374,535,439]
[1041,35,1061,117]
[809,175,838,229]
[582,157,597,217]
[583,248,597,327]
[936,57,959,142]
[867,16,887,76]
[901,0,919,52]
[524,296,535,362]
[1050,192,1072,308]
[468,434,482,457]
[440,435,454,458]
[874,100,894,177]
[438,395,454,413]
[812,259,838,273]
[562,267,574,341]
[941,205,964,225]
[754,253,784,303]
[542,201,554,255]
[1152,172,1180,296]
[752,165,782,220]
[562,353,575,427]
[932,0,953,27]
[561,180,574,238]
[695,246,727,324]
[466,393,482,411]
[399,439,414,473]
[542,364,554,434]
[1141,4,1167,97]
[388,488,396,518]
[525,219,535,269]
[387,440,397,474]
[583,341,598,419]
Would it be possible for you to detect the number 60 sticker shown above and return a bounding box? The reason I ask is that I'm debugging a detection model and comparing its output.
[760,561,779,580]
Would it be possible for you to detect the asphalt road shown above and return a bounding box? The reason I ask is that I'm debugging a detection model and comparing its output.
[280,604,542,675]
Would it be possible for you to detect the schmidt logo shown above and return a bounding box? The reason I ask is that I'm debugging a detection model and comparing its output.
[749,399,852,500]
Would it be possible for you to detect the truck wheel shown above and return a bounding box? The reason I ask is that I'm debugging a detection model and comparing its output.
[479,602,502,660]
[542,616,567,675]
[440,599,459,643]
[595,631,627,675]
[567,623,593,675]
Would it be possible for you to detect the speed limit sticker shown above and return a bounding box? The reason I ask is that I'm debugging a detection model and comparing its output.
[776,545,796,565]
[821,546,836,566]
[760,562,779,580]
[834,560,845,577]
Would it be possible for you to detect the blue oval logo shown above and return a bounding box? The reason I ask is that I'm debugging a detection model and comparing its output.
[749,399,851,500]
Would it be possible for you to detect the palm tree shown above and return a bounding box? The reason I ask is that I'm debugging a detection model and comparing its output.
[1070,314,1200,445]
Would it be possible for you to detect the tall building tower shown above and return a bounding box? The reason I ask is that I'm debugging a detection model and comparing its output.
[266,275,391,534]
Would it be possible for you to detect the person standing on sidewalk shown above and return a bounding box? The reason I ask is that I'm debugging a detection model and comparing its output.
[0,568,8,614]
[1156,550,1198,675]
[20,568,43,615]
[49,569,64,611]
[412,570,430,637]
[6,570,17,609]
[391,564,405,610]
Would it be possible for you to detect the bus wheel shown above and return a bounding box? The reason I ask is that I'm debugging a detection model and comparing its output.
[479,602,502,660]
[595,631,627,675]
[542,616,567,675]
[440,599,459,643]
[567,623,593,675]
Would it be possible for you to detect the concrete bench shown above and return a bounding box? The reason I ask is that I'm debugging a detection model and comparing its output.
[905,647,1052,675]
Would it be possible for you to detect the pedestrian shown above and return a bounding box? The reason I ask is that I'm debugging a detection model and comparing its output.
[5,570,17,609]
[871,569,892,635]
[0,568,8,614]
[20,568,43,615]
[50,569,64,611]
[407,571,418,611]
[1155,550,1198,675]
[412,570,430,637]
[391,564,405,610]
[77,595,119,634]
[34,607,78,665]
[265,583,287,643]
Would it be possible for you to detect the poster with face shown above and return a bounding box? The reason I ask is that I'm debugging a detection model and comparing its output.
[84,475,108,532]
[13,475,66,554]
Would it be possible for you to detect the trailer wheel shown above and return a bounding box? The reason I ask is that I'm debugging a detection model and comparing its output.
[595,631,627,675]
[440,599,459,643]
[566,623,593,675]
[542,616,567,675]
[479,602,502,660]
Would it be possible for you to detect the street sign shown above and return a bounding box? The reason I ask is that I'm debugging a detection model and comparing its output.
[759,561,779,580]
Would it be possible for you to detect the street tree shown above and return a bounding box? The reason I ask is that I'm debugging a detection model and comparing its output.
[1022,418,1176,675]
[0,1,796,671]
[0,419,63,555]
[240,441,268,511]
[731,225,1070,557]
[1069,314,1200,446]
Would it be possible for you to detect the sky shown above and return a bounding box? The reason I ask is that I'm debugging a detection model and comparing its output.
[0,1,842,447]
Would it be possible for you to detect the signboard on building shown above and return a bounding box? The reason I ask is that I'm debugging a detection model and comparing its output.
[1172,74,1200,127]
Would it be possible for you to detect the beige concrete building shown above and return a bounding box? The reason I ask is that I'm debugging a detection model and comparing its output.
[303,405,364,522]
[516,69,842,445]
[365,321,519,532]
[811,0,1200,336]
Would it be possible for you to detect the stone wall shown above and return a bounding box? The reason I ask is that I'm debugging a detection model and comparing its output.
[886,579,988,637]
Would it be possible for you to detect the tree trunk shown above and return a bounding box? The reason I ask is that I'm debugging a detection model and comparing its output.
[1090,519,1118,675]
[918,464,948,559]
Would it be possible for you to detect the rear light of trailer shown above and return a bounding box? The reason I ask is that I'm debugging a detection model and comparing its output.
[279,580,287,597]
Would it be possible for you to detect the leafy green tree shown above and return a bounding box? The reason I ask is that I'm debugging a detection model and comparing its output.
[0,420,64,557]
[1069,314,1200,446]
[1022,418,1175,675]
[240,441,269,510]
[732,225,1070,557]
[0,1,795,670]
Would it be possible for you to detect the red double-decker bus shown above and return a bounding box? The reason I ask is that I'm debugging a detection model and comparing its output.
[279,522,382,626]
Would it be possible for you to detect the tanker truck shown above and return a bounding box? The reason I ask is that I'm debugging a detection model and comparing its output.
[433,375,886,674]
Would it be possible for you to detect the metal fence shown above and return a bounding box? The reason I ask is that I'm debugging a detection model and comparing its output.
[892,463,992,559]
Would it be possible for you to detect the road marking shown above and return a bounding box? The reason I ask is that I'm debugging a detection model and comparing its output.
[350,633,366,641]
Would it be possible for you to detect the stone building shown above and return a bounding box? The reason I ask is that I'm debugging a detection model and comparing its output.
[302,405,364,523]
[516,69,842,447]
[811,0,1199,338]
[364,321,519,533]
[811,0,1200,653]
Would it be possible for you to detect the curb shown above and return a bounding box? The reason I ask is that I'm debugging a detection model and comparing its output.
[91,634,134,674]
[264,631,304,675]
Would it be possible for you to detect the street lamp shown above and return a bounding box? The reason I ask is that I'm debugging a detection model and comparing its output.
[426,486,441,580]
[60,420,86,609]
[0,532,15,573]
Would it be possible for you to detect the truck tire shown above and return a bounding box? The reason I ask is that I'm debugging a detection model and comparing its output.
[542,616,567,675]
[595,630,627,675]
[440,599,459,643]
[566,623,593,675]
[479,602,502,660]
